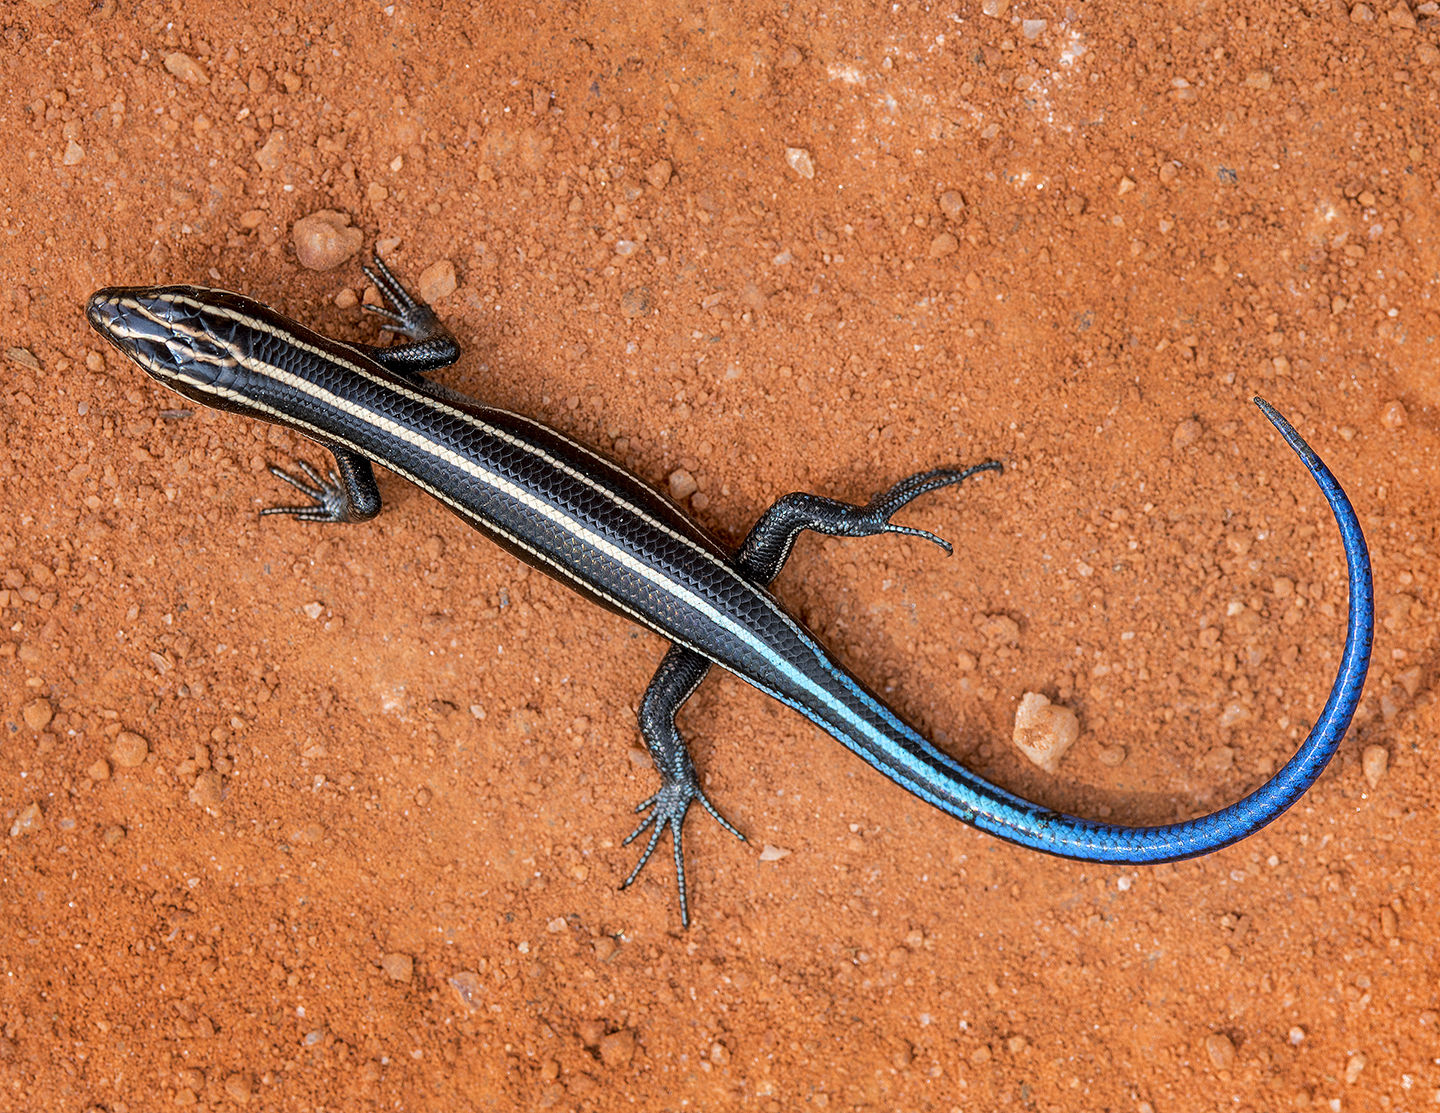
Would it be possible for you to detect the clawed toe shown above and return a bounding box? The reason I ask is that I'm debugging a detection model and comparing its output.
[864,461,1003,554]
[619,777,743,929]
[360,255,442,341]
[261,461,351,522]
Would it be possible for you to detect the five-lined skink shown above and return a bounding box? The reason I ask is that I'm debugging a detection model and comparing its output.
[86,255,1374,926]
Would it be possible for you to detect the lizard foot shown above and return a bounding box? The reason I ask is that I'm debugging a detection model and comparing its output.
[620,773,744,928]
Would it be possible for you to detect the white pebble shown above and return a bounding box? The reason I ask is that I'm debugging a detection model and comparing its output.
[784,147,815,179]
[9,803,41,838]
[1362,745,1388,788]
[1012,693,1079,772]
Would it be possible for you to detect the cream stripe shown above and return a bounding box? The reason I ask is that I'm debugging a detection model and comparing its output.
[224,357,853,716]
[121,302,867,731]
[161,291,722,556]
[136,290,830,671]
[100,310,695,644]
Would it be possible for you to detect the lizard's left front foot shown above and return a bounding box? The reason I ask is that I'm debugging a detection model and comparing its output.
[621,770,744,929]
[261,461,353,522]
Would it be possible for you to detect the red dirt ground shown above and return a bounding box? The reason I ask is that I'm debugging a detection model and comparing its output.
[2,1,1437,1110]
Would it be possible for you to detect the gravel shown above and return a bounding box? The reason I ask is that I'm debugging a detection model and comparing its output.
[292,210,363,270]
[112,731,149,768]
[22,699,52,731]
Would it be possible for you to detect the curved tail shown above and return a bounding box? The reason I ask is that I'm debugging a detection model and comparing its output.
[810,397,1374,863]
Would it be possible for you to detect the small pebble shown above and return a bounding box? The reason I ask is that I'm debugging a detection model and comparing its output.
[758,844,792,861]
[1389,0,1417,27]
[189,770,223,808]
[1012,693,1079,772]
[418,259,457,303]
[7,347,41,372]
[292,210,363,270]
[1096,744,1126,767]
[1345,1052,1367,1084]
[254,129,287,173]
[667,469,698,500]
[1288,1026,1306,1045]
[21,698,53,732]
[334,288,358,309]
[302,602,324,619]
[448,971,482,1008]
[1205,1032,1235,1069]
[784,147,815,180]
[598,1029,637,1067]
[982,0,1009,15]
[939,190,966,220]
[224,1073,252,1105]
[928,232,958,258]
[102,825,127,847]
[1022,18,1047,38]
[645,159,673,189]
[163,51,209,85]
[1362,745,1388,788]
[9,803,41,838]
[1380,400,1407,429]
[112,731,149,768]
[381,952,414,982]
[87,759,111,782]
[1172,418,1202,450]
[62,140,85,166]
